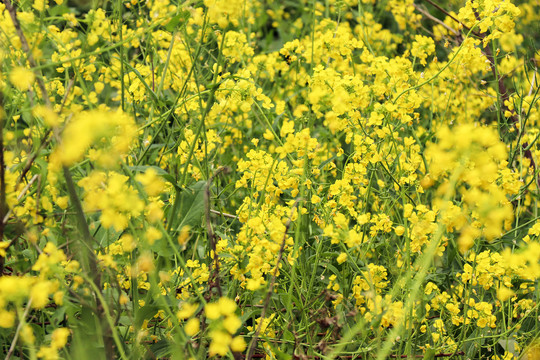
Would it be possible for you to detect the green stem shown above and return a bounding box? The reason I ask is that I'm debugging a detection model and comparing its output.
[82,273,129,360]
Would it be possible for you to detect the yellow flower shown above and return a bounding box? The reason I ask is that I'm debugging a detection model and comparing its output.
[0,241,9,257]
[246,277,264,291]
[136,252,155,273]
[145,226,162,245]
[223,315,242,334]
[230,336,246,352]
[204,0,252,28]
[53,291,64,306]
[146,201,164,223]
[184,318,199,336]
[32,242,67,276]
[33,0,47,11]
[119,293,129,305]
[77,171,144,232]
[53,109,137,167]
[336,252,347,264]
[51,328,70,349]
[526,340,540,360]
[209,330,232,356]
[497,286,514,302]
[220,31,255,64]
[205,302,221,320]
[394,226,405,236]
[135,168,166,196]
[411,35,435,65]
[178,225,191,246]
[177,303,199,320]
[218,297,237,316]
[9,67,35,91]
[21,324,35,344]
[37,345,58,360]
[120,234,137,252]
[55,196,68,210]
[32,105,61,127]
[477,317,488,328]
[0,310,15,328]
[31,281,52,309]
[424,282,438,295]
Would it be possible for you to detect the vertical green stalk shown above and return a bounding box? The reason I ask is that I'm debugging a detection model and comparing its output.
[82,273,128,360]
[63,166,118,359]
[117,0,125,111]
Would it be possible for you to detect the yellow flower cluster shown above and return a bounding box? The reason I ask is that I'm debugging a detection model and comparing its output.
[50,109,137,168]
[426,124,518,252]
[78,171,144,231]
[202,298,246,355]
[1,0,539,357]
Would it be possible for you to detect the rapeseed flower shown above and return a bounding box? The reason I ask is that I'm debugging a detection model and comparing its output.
[9,67,34,90]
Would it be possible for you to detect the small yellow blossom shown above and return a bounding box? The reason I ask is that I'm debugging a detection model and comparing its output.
[497,286,514,302]
[9,67,35,90]
[136,252,155,273]
[177,303,199,320]
[223,315,242,334]
[336,252,347,264]
[0,241,9,257]
[51,328,70,349]
[37,346,58,360]
[135,168,166,197]
[31,281,52,309]
[184,318,200,336]
[394,226,405,236]
[230,336,246,352]
[178,225,191,246]
[0,310,15,328]
[205,302,221,320]
[218,297,237,316]
[209,330,232,356]
[21,324,35,344]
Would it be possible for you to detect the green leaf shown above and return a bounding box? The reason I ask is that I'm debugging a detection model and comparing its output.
[164,11,191,32]
[135,304,161,330]
[498,337,519,359]
[148,339,172,358]
[266,342,293,360]
[128,165,168,175]
[423,348,436,360]
[283,329,295,342]
[175,181,206,231]
[51,306,67,325]
[48,3,70,16]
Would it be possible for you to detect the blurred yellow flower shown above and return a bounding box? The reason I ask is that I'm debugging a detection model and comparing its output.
[9,67,34,91]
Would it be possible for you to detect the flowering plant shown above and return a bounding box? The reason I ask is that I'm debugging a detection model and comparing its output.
[0,0,539,359]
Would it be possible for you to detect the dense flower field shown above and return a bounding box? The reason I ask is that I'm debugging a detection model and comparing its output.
[0,0,539,358]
